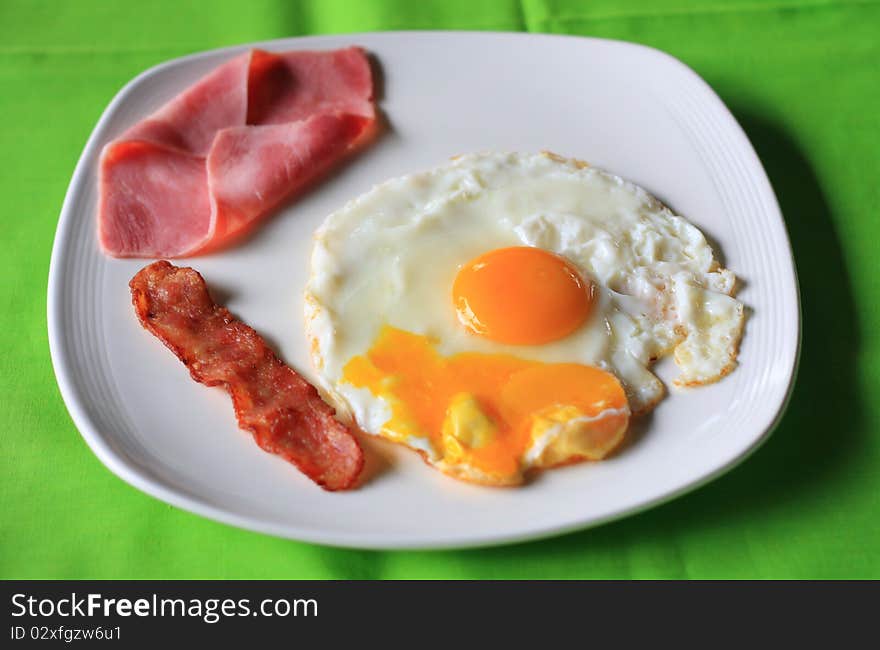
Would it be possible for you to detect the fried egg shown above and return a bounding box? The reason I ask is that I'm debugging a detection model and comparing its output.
[304,152,745,485]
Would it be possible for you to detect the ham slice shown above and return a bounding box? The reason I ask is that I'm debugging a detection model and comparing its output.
[99,47,376,258]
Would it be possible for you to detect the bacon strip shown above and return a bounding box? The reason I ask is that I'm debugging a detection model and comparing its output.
[130,260,363,490]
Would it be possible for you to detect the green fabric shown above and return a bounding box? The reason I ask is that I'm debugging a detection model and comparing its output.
[2,0,878,579]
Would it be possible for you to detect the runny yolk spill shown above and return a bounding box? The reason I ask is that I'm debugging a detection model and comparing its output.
[342,327,629,481]
[453,246,595,345]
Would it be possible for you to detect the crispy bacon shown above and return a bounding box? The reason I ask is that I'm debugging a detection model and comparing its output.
[130,260,363,490]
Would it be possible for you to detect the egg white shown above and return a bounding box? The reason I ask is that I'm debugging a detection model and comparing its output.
[304,151,745,470]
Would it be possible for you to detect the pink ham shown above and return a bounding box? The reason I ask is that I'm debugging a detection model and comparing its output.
[98,47,376,258]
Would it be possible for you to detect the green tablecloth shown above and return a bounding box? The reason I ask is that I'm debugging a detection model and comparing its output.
[2,0,878,579]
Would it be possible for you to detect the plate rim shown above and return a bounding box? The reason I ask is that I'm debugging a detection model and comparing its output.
[47,30,802,550]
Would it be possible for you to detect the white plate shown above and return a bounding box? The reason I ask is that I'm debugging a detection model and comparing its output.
[48,32,800,550]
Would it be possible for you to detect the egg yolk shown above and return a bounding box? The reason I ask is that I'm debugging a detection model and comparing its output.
[453,246,595,345]
[342,326,629,482]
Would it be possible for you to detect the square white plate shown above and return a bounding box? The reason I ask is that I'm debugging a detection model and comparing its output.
[48,32,799,549]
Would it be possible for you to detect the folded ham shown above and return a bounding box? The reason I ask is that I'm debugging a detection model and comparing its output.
[99,47,376,258]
